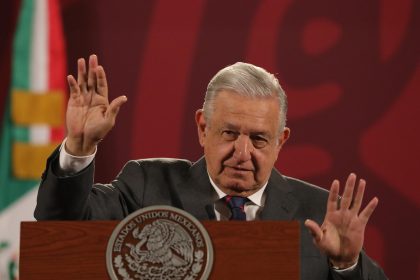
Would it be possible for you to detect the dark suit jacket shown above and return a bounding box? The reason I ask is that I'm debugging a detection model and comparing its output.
[35,149,387,280]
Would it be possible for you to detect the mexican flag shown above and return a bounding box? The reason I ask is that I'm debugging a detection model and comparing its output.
[0,0,66,278]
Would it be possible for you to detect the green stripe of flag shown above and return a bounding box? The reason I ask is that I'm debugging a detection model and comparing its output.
[13,126,30,142]
[12,0,34,89]
[0,0,38,212]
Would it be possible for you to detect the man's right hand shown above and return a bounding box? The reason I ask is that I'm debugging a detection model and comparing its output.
[65,54,127,156]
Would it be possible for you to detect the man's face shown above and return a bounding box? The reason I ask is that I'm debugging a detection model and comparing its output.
[196,90,290,196]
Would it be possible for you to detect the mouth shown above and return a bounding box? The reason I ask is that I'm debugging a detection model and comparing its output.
[224,165,254,173]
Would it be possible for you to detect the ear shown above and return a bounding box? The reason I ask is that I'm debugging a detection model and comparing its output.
[195,109,207,147]
[276,127,290,151]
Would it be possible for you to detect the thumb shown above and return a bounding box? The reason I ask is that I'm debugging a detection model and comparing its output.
[304,219,323,243]
[106,95,127,121]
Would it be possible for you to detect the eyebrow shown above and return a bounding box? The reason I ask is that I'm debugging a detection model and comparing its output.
[222,123,271,137]
[223,123,239,130]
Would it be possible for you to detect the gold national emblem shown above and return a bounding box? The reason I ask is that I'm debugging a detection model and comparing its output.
[106,206,213,280]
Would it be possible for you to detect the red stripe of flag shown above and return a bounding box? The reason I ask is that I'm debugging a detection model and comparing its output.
[48,0,67,142]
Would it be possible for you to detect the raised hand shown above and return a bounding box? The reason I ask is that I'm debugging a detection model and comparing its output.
[65,54,127,156]
[304,173,379,269]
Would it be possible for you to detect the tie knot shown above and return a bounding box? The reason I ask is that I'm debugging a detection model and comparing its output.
[224,195,248,209]
[224,196,248,220]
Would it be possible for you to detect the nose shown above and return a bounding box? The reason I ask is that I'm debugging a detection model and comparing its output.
[233,135,252,162]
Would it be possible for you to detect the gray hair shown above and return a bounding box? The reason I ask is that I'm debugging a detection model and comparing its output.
[203,62,288,132]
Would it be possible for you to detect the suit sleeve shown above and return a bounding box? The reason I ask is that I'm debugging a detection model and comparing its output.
[329,250,388,280]
[34,147,144,220]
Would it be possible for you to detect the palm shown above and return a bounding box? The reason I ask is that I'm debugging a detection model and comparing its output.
[67,90,109,141]
[317,206,365,261]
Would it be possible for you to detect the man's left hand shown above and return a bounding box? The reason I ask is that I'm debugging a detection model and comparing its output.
[304,173,378,269]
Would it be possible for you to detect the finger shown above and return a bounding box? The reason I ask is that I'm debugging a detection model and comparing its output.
[359,197,378,225]
[327,180,340,212]
[96,66,108,98]
[351,179,366,213]
[87,54,98,92]
[304,219,323,243]
[77,58,87,92]
[340,173,356,210]
[67,75,79,96]
[106,95,128,122]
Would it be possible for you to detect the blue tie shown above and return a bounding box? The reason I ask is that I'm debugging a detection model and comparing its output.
[224,195,248,221]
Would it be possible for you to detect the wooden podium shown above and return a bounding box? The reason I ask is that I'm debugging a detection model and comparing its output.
[20,221,299,279]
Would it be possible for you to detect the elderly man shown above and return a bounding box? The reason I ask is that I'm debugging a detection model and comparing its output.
[35,55,387,279]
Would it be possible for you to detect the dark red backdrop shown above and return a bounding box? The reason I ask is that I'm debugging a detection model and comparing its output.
[1,0,419,278]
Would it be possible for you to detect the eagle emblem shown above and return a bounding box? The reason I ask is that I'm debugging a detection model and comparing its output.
[107,206,212,280]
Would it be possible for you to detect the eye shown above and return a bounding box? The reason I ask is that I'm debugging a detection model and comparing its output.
[222,130,238,141]
[251,135,268,148]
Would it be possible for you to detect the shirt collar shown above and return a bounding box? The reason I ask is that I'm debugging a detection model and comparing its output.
[207,173,267,207]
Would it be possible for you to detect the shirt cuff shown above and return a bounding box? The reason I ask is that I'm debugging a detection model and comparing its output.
[331,256,359,274]
[58,138,96,174]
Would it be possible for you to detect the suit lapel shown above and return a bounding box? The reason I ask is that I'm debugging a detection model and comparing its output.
[176,157,217,220]
[260,169,300,221]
